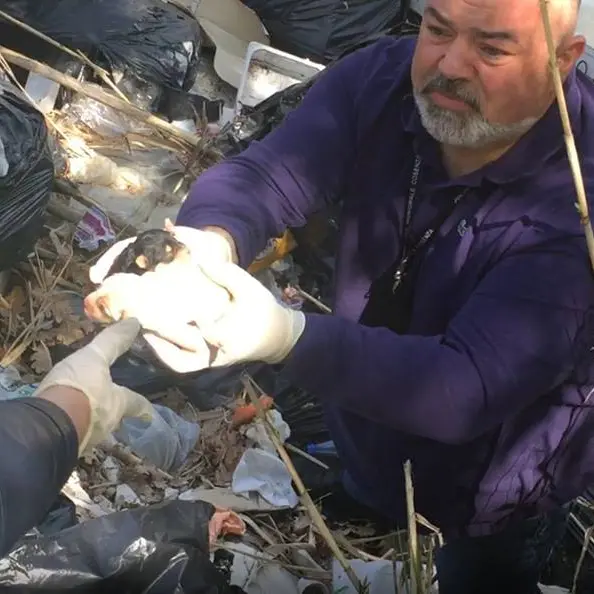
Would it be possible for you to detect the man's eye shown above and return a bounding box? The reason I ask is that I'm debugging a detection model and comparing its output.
[427,25,448,37]
[481,46,507,58]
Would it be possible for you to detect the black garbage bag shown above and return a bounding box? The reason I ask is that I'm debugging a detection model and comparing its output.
[34,494,78,537]
[0,0,202,114]
[0,500,242,593]
[241,0,409,63]
[0,79,53,272]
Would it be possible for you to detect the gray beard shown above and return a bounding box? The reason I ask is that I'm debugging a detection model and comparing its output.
[413,89,538,148]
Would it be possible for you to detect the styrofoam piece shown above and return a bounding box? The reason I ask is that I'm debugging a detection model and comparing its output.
[25,73,60,114]
[235,42,324,112]
[191,0,270,88]
[229,542,300,594]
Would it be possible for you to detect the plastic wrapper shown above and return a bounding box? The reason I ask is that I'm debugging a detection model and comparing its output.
[0,79,54,271]
[0,0,202,114]
[241,0,407,63]
[0,500,242,593]
[115,403,201,472]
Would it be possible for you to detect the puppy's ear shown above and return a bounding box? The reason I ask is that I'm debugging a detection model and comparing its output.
[135,255,149,270]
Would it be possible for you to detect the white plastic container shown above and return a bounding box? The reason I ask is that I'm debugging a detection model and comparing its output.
[235,41,325,112]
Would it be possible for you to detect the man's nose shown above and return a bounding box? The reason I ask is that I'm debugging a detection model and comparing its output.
[438,37,474,81]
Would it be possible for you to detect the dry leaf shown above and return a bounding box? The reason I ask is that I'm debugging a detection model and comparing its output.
[5,285,26,316]
[30,343,53,375]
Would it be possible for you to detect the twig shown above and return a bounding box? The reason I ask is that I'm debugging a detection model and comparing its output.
[414,513,444,548]
[538,0,594,269]
[285,442,330,470]
[295,286,332,314]
[101,442,174,481]
[0,46,200,147]
[241,374,365,593]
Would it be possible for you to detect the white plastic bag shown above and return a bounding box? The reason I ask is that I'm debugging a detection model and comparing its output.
[115,403,200,472]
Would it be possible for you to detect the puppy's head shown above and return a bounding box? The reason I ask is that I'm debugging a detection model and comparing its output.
[106,229,189,278]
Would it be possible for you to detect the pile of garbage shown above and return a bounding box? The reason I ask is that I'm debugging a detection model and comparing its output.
[0,2,449,593]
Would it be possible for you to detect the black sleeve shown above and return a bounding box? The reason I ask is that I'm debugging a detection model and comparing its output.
[0,398,78,556]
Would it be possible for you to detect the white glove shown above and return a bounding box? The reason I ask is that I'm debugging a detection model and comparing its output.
[141,262,306,371]
[89,219,234,284]
[33,319,154,455]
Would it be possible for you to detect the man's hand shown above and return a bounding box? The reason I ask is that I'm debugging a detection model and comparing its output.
[89,219,236,285]
[142,262,306,372]
[33,319,154,455]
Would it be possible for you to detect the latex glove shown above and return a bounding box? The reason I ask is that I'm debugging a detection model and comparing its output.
[89,219,234,284]
[33,319,154,455]
[141,262,306,372]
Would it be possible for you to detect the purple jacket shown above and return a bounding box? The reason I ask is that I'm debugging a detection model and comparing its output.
[178,37,594,538]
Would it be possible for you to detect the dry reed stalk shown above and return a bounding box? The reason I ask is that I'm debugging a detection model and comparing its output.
[404,460,421,594]
[0,46,200,147]
[538,0,594,269]
[241,374,366,593]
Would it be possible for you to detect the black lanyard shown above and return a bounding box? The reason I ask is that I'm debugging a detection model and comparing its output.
[391,155,468,292]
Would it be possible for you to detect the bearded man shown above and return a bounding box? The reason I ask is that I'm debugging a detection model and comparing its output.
[92,0,594,591]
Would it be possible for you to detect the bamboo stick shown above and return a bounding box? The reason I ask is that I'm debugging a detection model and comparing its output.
[0,46,200,147]
[538,0,594,270]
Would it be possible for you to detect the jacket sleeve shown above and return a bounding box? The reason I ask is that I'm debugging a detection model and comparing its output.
[282,236,594,445]
[0,398,78,556]
[176,50,367,268]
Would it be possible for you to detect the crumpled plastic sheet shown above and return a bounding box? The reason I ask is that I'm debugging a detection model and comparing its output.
[0,78,53,271]
[0,500,244,593]
[115,403,201,472]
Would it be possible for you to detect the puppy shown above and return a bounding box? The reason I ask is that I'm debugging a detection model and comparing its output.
[84,229,191,323]
[83,229,230,329]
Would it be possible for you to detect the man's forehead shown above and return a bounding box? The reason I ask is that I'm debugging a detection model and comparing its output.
[425,0,544,40]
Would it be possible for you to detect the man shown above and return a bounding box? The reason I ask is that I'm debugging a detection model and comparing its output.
[91,0,594,591]
[0,320,153,556]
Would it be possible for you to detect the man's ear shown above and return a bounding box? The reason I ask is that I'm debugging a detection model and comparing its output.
[557,34,587,76]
